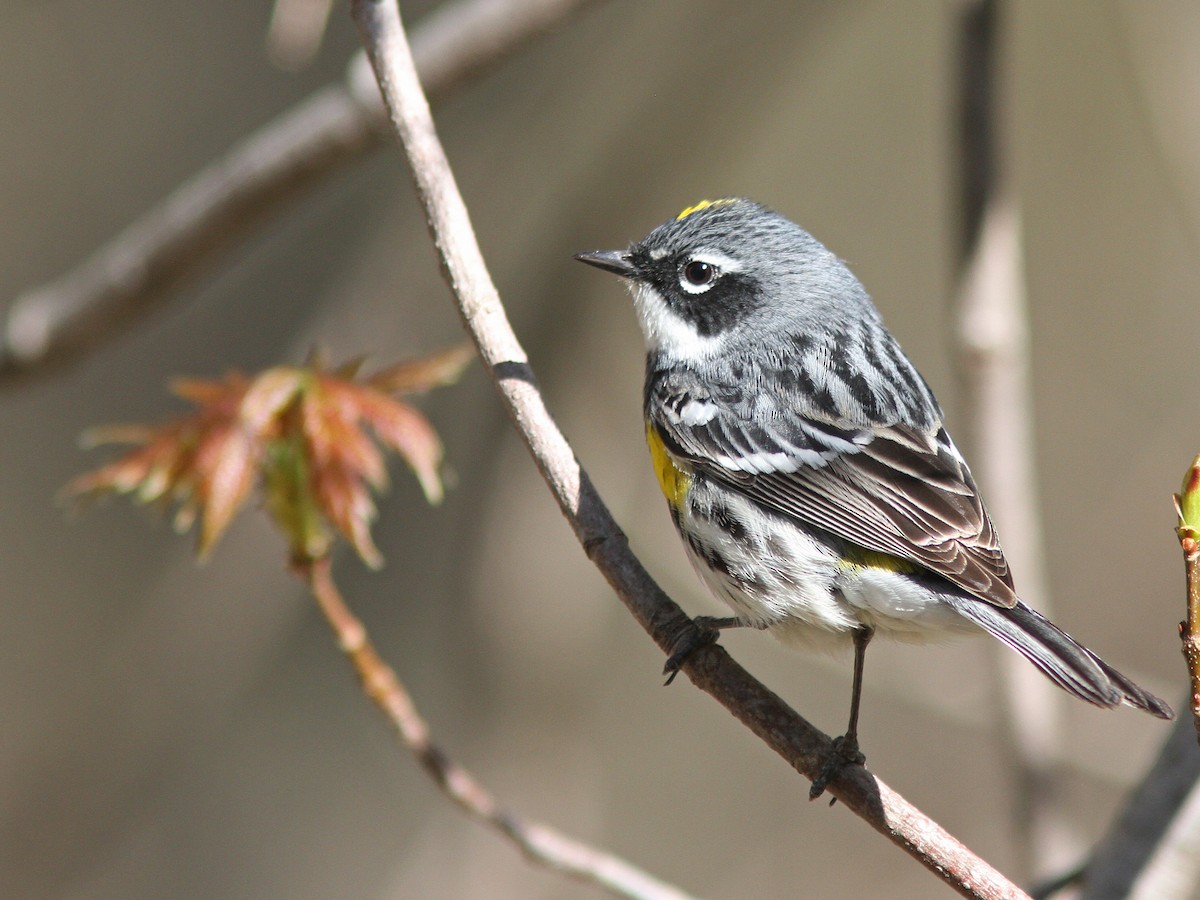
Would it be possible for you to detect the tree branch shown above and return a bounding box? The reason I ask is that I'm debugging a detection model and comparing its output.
[299,555,697,900]
[349,0,1030,896]
[0,0,602,384]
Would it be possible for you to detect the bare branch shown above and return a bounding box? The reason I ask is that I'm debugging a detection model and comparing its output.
[350,1,1030,896]
[0,0,602,384]
[300,555,698,900]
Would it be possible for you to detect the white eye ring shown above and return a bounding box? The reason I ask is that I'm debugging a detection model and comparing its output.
[681,259,718,292]
[678,250,741,295]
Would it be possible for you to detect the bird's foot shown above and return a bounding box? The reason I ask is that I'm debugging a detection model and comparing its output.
[809,734,866,804]
[662,616,738,685]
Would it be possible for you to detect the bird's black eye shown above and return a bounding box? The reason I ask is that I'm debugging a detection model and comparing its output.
[682,259,717,288]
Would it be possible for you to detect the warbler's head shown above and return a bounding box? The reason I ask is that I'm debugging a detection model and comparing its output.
[575,198,877,363]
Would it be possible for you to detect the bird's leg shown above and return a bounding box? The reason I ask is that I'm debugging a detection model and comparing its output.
[663,615,745,684]
[810,624,874,802]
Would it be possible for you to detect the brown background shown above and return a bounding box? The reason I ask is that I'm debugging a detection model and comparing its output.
[1,1,1195,897]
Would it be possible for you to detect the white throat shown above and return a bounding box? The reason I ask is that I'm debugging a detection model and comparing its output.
[630,283,726,362]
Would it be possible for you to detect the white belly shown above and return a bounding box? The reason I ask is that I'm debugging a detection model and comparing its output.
[674,484,982,651]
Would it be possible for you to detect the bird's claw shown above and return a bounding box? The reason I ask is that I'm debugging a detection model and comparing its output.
[809,734,866,804]
[662,617,723,684]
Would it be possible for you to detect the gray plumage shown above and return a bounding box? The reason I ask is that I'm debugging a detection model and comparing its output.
[577,198,1171,721]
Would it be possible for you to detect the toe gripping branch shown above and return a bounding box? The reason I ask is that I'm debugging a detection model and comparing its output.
[661,616,870,804]
[662,616,741,685]
[808,734,866,802]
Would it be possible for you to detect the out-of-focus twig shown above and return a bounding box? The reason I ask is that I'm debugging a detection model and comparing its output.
[953,0,1074,880]
[267,0,335,70]
[349,1,1030,896]
[0,0,602,384]
[1127,780,1200,900]
[298,555,698,900]
[1082,710,1200,899]
[1028,863,1085,900]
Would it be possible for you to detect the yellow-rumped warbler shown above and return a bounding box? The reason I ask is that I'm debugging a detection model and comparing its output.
[576,198,1172,797]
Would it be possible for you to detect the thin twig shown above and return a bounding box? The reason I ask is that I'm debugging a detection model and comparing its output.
[0,0,603,384]
[298,554,699,900]
[954,0,1073,879]
[1177,462,1200,744]
[1183,545,1200,745]
[350,1,1029,896]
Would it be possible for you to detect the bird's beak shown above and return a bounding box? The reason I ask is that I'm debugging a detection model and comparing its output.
[574,249,637,279]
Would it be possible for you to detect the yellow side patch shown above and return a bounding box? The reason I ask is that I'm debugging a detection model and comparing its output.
[646,423,691,506]
[837,545,919,575]
[676,198,737,221]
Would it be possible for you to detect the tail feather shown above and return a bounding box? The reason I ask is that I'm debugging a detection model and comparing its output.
[946,598,1173,720]
[1090,653,1174,720]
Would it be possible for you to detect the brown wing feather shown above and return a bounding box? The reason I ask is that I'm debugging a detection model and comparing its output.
[676,418,1017,608]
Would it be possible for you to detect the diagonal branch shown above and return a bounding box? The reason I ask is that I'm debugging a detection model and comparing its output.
[349,0,1029,897]
[0,0,603,384]
[299,555,698,900]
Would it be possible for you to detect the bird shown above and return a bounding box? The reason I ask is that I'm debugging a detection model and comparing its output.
[575,198,1173,799]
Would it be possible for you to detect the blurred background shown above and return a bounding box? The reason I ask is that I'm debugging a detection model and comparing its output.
[1,1,1196,897]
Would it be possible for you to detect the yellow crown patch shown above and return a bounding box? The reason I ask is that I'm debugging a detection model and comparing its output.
[676,198,737,221]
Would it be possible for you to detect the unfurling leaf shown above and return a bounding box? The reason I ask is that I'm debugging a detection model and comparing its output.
[368,342,473,394]
[65,348,470,566]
